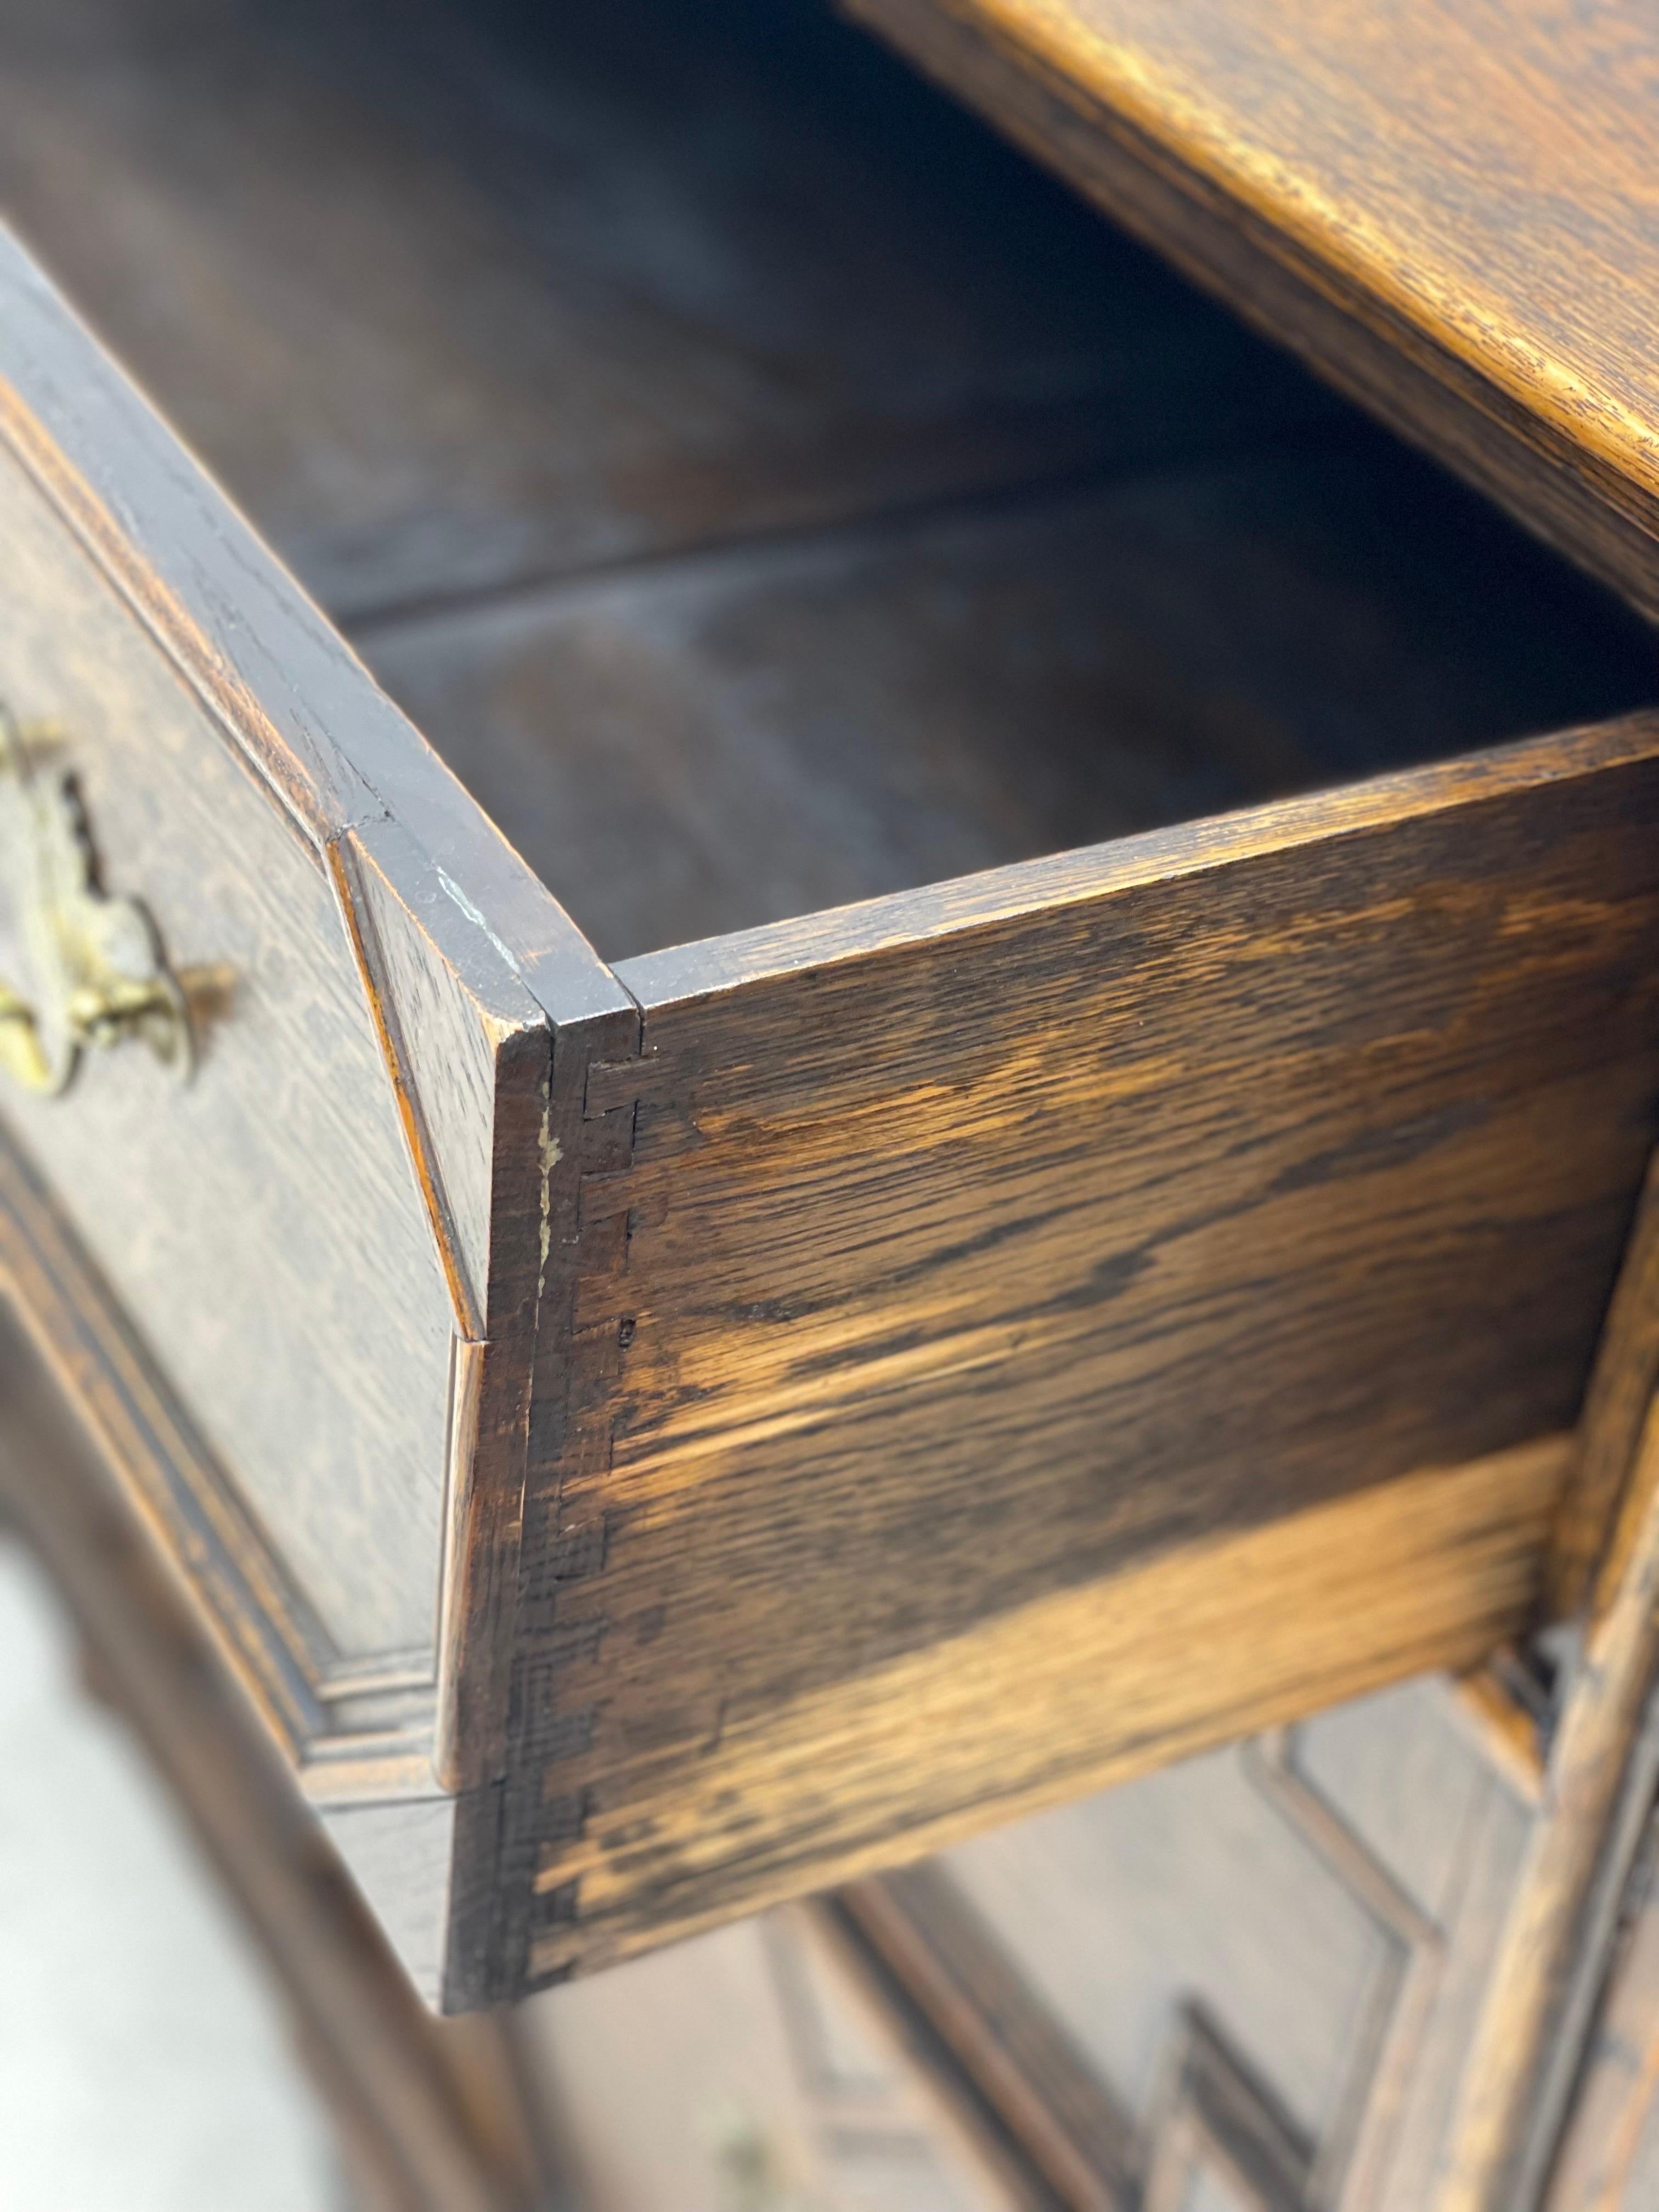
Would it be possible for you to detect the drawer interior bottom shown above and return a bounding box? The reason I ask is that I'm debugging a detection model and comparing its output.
[3,0,1653,964]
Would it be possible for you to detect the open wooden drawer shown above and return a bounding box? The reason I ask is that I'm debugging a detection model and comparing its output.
[0,0,1656,2010]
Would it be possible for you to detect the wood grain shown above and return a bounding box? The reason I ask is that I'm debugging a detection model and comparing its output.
[879,1673,1551,2208]
[845,0,1659,618]
[510,1436,1561,1969]
[0,431,457,1657]
[0,221,647,2007]
[11,0,1659,2034]
[454,714,1659,1988]
[0,223,620,1021]
[1549,1153,1659,1618]
[0,1121,325,1763]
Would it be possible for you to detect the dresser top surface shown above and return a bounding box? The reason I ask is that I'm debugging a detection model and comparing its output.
[869,0,1659,592]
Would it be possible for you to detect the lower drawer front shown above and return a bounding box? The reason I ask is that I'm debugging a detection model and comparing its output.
[521,1906,1023,2212]
[899,1677,1541,2211]
[520,1675,1561,2212]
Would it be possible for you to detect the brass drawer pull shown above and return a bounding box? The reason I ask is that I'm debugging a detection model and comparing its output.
[0,704,192,1095]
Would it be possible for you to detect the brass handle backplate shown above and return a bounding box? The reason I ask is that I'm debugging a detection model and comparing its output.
[0,704,192,1096]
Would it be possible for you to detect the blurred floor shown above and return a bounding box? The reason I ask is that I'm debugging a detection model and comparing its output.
[0,1536,346,2212]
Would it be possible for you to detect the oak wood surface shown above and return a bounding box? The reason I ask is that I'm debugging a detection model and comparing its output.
[0,219,632,1998]
[0,224,619,1022]
[454,716,1659,1989]
[843,0,1659,621]
[511,1439,1562,1978]
[1549,1154,1659,1618]
[0,433,456,1658]
[14,0,1652,957]
[832,1666,1621,2210]
[922,1683,1543,2210]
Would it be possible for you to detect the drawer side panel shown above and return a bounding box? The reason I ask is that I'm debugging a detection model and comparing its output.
[486,715,1659,1988]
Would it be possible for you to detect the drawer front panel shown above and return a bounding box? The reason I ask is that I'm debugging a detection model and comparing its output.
[0,437,455,1662]
[0,227,622,1812]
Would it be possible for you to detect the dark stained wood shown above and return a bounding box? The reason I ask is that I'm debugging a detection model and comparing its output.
[495,1435,1562,1987]
[0,221,639,1903]
[12,0,1655,969]
[368,439,1658,962]
[439,987,642,2006]
[845,0,1659,620]
[445,715,1659,1991]
[0,0,1347,623]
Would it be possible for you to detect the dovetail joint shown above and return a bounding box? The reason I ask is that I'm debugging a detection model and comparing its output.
[511,1034,649,1987]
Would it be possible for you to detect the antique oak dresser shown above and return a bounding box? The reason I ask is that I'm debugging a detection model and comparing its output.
[4,0,1659,2205]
